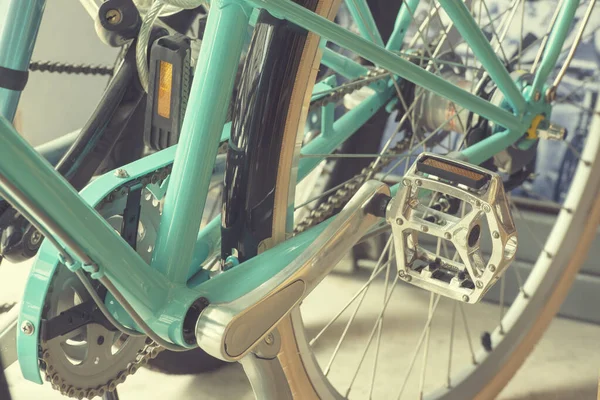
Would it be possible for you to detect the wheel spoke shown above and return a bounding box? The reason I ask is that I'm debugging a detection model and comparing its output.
[344,274,401,398]
[310,237,394,347]
[531,0,565,73]
[510,199,552,258]
[395,295,442,400]
[552,0,598,88]
[458,303,477,365]
[418,293,436,399]
[368,242,394,399]
[446,301,457,388]
[498,274,506,334]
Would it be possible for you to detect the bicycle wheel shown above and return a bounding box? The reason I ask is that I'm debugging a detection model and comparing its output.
[228,0,600,398]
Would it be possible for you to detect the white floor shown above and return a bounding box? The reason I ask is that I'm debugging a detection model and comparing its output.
[2,259,600,400]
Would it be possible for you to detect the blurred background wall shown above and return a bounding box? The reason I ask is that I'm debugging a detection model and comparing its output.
[0,1,117,146]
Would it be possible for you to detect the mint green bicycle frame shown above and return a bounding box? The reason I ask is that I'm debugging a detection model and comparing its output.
[0,0,578,384]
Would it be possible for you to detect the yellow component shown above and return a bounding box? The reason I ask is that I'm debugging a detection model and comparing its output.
[526,115,545,139]
[157,61,173,119]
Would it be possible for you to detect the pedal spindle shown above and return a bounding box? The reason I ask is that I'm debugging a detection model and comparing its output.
[387,153,517,303]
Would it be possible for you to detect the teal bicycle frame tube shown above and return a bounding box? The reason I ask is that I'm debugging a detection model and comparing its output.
[385,0,420,51]
[436,0,527,114]
[299,85,395,179]
[343,0,384,46]
[151,0,251,285]
[0,0,45,122]
[321,47,369,79]
[0,116,169,314]
[249,0,525,134]
[531,0,580,96]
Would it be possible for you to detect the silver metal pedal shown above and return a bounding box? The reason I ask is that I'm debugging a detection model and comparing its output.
[386,153,517,303]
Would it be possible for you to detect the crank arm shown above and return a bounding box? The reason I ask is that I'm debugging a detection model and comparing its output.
[195,180,390,361]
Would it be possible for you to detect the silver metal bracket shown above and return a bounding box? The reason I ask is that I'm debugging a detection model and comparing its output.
[387,153,517,304]
[196,180,390,361]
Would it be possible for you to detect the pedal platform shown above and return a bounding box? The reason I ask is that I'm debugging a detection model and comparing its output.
[387,153,517,303]
[144,33,192,150]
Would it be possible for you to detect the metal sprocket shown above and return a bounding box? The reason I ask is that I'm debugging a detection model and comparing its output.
[38,186,164,399]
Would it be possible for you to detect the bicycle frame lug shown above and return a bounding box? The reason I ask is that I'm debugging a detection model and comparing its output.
[386,153,518,304]
[196,181,390,361]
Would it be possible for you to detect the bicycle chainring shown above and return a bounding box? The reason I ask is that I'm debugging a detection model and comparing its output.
[38,179,168,399]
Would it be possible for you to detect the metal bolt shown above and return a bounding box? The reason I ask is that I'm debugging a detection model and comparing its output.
[265,333,274,345]
[402,178,410,186]
[105,9,122,25]
[533,91,541,101]
[489,264,496,272]
[483,204,491,213]
[405,275,412,282]
[444,232,452,240]
[476,281,483,289]
[537,123,566,141]
[30,230,42,245]
[21,320,34,335]
[492,231,500,239]
[415,179,422,186]
[114,168,129,178]
[462,295,469,302]
[395,217,403,225]
[475,200,481,208]
[398,270,405,277]
[421,225,428,232]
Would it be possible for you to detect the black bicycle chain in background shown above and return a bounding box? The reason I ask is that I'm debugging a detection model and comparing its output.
[29,61,114,76]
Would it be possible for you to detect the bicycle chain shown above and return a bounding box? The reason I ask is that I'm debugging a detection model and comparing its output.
[296,69,407,233]
[294,136,411,233]
[40,165,172,400]
[309,68,390,112]
[29,61,114,76]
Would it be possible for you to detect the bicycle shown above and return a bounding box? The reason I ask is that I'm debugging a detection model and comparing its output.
[1,0,599,399]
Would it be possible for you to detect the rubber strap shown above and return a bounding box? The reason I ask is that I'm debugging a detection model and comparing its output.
[0,66,28,91]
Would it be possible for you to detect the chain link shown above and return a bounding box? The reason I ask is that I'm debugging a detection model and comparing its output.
[295,69,406,233]
[294,136,411,233]
[309,68,390,112]
[42,340,165,399]
[29,61,114,77]
[39,165,172,399]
